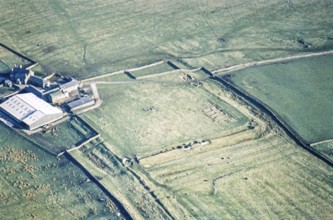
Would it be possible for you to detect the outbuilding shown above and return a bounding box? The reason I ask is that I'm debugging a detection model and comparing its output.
[60,79,80,93]
[64,96,95,111]
[46,90,70,105]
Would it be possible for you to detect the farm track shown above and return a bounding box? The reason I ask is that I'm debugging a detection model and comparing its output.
[76,83,102,115]
[213,49,333,76]
[310,139,333,147]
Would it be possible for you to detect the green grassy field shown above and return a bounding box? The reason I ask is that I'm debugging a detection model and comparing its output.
[140,131,333,219]
[80,76,333,219]
[1,1,333,219]
[0,0,332,79]
[0,45,32,73]
[0,125,121,220]
[82,79,248,157]
[228,55,333,144]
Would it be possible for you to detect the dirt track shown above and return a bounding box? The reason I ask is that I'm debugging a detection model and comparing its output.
[213,49,333,76]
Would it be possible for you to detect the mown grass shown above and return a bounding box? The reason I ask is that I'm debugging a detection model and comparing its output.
[229,55,333,144]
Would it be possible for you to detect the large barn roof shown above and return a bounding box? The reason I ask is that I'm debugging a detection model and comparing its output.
[0,93,63,129]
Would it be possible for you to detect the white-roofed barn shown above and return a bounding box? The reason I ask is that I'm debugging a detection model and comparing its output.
[0,93,64,130]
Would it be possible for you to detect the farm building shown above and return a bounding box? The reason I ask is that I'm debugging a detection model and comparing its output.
[46,90,70,105]
[0,93,64,130]
[28,75,50,88]
[24,85,58,99]
[60,78,80,93]
[46,78,80,105]
[64,96,95,111]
